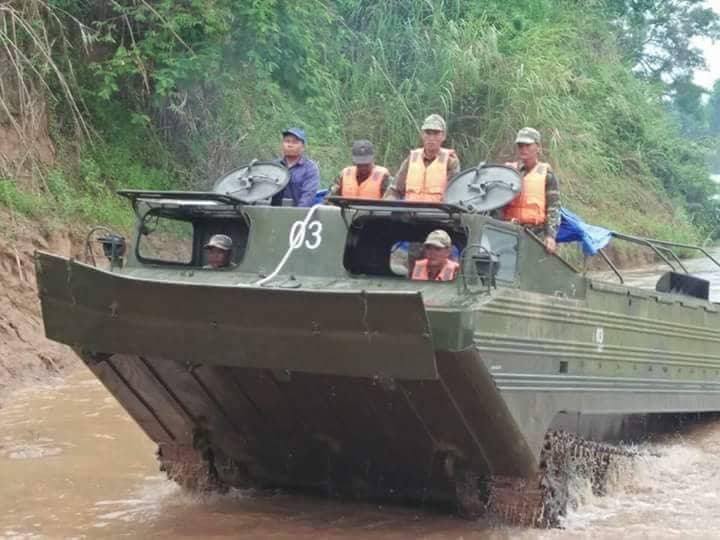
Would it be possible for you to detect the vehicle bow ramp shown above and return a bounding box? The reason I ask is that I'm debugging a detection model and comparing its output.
[36,251,558,521]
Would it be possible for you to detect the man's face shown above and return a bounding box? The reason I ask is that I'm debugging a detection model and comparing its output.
[207,247,230,269]
[424,245,450,266]
[421,129,446,154]
[516,142,539,164]
[282,135,304,159]
[355,162,374,177]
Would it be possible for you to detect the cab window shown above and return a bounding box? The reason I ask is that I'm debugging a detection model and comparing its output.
[344,216,465,278]
[136,210,251,267]
[137,214,194,265]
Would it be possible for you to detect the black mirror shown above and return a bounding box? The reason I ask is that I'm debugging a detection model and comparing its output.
[97,234,126,267]
[474,248,498,288]
[461,244,498,291]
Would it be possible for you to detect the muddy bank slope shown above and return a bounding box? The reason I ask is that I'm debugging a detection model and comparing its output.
[0,210,85,401]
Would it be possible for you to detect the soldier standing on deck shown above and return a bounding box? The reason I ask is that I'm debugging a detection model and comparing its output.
[384,114,460,201]
[327,140,390,200]
[503,127,561,254]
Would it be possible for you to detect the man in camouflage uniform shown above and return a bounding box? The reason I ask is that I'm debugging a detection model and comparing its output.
[384,114,460,201]
[502,127,560,254]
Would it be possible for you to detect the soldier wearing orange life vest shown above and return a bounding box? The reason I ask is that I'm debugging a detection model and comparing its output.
[328,140,391,200]
[411,230,459,282]
[384,114,460,201]
[502,127,561,254]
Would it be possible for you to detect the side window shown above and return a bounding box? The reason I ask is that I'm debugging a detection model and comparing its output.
[138,214,194,264]
[343,216,465,278]
[482,227,518,282]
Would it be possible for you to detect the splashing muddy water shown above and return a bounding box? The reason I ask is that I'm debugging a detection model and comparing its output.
[2,255,720,539]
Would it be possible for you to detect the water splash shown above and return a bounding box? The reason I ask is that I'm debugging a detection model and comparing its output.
[559,422,720,537]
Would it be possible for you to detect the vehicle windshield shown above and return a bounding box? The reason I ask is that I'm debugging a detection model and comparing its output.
[137,213,195,265]
[135,207,251,267]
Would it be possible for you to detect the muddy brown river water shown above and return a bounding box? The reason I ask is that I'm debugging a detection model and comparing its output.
[2,255,720,539]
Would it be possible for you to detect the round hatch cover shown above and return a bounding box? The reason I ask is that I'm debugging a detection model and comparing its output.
[444,163,522,213]
[212,160,290,203]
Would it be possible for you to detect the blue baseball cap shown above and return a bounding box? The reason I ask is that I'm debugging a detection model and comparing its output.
[282,127,306,143]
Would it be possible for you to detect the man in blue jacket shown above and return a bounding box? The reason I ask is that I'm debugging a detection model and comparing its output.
[271,127,321,207]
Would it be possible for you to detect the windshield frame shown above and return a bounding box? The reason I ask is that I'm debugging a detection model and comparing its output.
[135,208,198,267]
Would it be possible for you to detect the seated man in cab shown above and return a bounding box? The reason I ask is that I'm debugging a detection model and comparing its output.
[327,140,391,200]
[503,127,560,254]
[384,114,460,202]
[410,230,459,282]
[203,234,236,269]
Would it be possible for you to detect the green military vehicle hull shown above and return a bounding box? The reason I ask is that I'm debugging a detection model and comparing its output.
[34,165,720,525]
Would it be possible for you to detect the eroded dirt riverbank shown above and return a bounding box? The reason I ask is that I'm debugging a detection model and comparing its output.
[0,210,85,401]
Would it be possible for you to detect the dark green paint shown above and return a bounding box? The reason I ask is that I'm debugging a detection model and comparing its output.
[33,195,720,505]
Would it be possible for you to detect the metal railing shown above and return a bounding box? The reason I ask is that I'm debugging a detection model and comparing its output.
[596,231,720,284]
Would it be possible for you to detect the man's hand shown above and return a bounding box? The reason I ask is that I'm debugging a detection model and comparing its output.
[544,236,557,254]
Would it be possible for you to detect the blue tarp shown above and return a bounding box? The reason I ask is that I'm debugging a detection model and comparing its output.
[556,207,613,256]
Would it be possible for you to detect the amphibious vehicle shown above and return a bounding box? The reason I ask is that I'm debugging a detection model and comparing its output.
[35,162,720,525]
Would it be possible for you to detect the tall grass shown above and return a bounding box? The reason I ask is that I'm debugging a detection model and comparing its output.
[200,0,700,241]
[0,1,91,143]
[311,1,709,240]
[0,0,714,242]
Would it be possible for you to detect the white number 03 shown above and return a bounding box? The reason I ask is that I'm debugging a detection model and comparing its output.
[289,219,323,250]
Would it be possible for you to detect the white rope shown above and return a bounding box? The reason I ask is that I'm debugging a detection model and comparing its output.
[253,203,323,286]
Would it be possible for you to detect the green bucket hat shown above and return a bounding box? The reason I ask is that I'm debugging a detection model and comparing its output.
[423,229,452,248]
[515,127,541,144]
[421,114,447,132]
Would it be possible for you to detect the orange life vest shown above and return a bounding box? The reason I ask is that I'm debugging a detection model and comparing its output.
[503,161,549,226]
[340,165,389,199]
[405,148,453,202]
[411,258,459,281]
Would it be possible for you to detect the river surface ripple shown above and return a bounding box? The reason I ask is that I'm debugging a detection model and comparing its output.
[2,255,720,539]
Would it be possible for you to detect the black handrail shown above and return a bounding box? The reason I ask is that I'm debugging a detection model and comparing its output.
[611,232,720,270]
[593,231,719,284]
[597,248,624,284]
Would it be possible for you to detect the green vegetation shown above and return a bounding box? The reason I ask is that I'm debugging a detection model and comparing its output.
[0,0,718,243]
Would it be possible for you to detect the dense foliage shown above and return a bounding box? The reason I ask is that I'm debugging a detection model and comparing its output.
[1,0,718,242]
